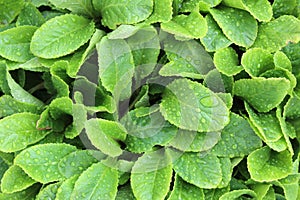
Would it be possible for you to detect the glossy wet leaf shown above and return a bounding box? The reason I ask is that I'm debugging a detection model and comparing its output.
[168,174,205,200]
[173,152,222,189]
[30,14,95,59]
[56,175,79,200]
[242,0,272,22]
[273,174,300,200]
[284,94,300,119]
[161,11,207,40]
[1,165,36,194]
[273,51,292,71]
[121,108,177,153]
[49,0,95,17]
[0,113,50,152]
[200,14,232,52]
[210,7,258,47]
[145,0,172,24]
[160,78,230,132]
[241,48,274,77]
[214,47,243,76]
[116,184,135,200]
[71,162,118,200]
[14,143,77,183]
[252,15,300,52]
[219,189,257,200]
[0,26,37,62]
[16,3,45,27]
[93,0,153,29]
[233,77,290,112]
[0,0,24,25]
[85,118,127,157]
[211,113,262,158]
[131,151,172,200]
[272,0,297,18]
[36,182,60,200]
[0,184,40,200]
[247,147,293,182]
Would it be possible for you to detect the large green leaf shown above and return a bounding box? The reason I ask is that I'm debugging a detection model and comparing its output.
[49,0,95,17]
[0,0,24,25]
[0,26,37,62]
[247,147,293,182]
[30,14,95,58]
[131,151,172,200]
[93,0,153,29]
[14,143,77,183]
[252,15,300,52]
[272,0,297,18]
[233,78,290,112]
[211,113,262,157]
[160,78,230,132]
[0,113,50,152]
[173,151,222,188]
[144,0,173,24]
[71,162,119,200]
[210,6,258,47]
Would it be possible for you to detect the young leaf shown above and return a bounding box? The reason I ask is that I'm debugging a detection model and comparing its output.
[0,184,40,200]
[71,162,119,200]
[211,113,262,158]
[0,0,25,25]
[252,15,300,52]
[56,175,79,200]
[144,0,173,24]
[210,6,258,47]
[30,14,95,59]
[247,147,293,182]
[219,189,257,200]
[131,151,172,200]
[36,182,61,200]
[14,143,77,183]
[242,0,272,22]
[116,184,136,200]
[160,78,230,132]
[93,0,153,29]
[272,0,297,18]
[0,113,50,152]
[16,3,45,27]
[273,51,292,71]
[173,151,222,189]
[168,174,205,200]
[0,26,37,62]
[1,165,36,194]
[233,77,290,112]
[85,118,127,157]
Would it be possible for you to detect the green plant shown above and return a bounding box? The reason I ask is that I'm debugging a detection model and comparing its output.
[0,0,299,199]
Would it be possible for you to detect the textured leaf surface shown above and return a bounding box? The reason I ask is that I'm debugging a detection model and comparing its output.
[16,3,45,26]
[56,175,79,200]
[211,113,262,157]
[0,26,37,62]
[145,0,172,24]
[71,162,118,200]
[173,152,222,188]
[131,151,172,200]
[49,0,95,17]
[242,0,272,22]
[0,0,24,25]
[31,14,95,58]
[247,147,293,182]
[15,143,77,183]
[219,189,257,200]
[93,0,153,29]
[210,7,257,47]
[233,78,290,112]
[252,15,300,52]
[0,113,50,152]
[36,182,60,200]
[0,184,40,200]
[160,78,230,132]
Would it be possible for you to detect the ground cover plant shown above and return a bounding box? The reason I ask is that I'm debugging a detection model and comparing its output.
[0,0,300,199]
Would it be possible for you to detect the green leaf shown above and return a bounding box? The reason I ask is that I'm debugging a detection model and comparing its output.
[173,151,222,189]
[218,158,232,188]
[168,174,205,200]
[49,97,72,119]
[242,0,272,22]
[247,147,293,182]
[203,187,230,200]
[93,0,153,29]
[121,108,177,153]
[233,77,290,112]
[210,6,258,47]
[49,0,95,17]
[97,36,135,100]
[214,47,243,76]
[71,162,119,200]
[199,0,222,11]
[272,0,297,18]
[116,184,136,200]
[56,175,79,200]
[284,94,300,119]
[0,184,40,200]
[168,130,221,152]
[58,150,103,178]
[0,113,50,152]
[219,189,257,200]
[273,174,300,200]
[16,3,45,27]
[0,26,37,62]
[30,14,95,59]
[0,0,25,25]
[252,15,300,52]
[14,143,77,183]
[211,113,262,157]
[273,51,292,71]
[200,14,232,52]
[144,0,173,24]
[131,151,172,200]
[241,48,274,77]
[161,11,207,40]
[160,78,230,132]
[1,165,36,194]
[204,69,233,93]
[36,182,60,200]
[85,118,127,157]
